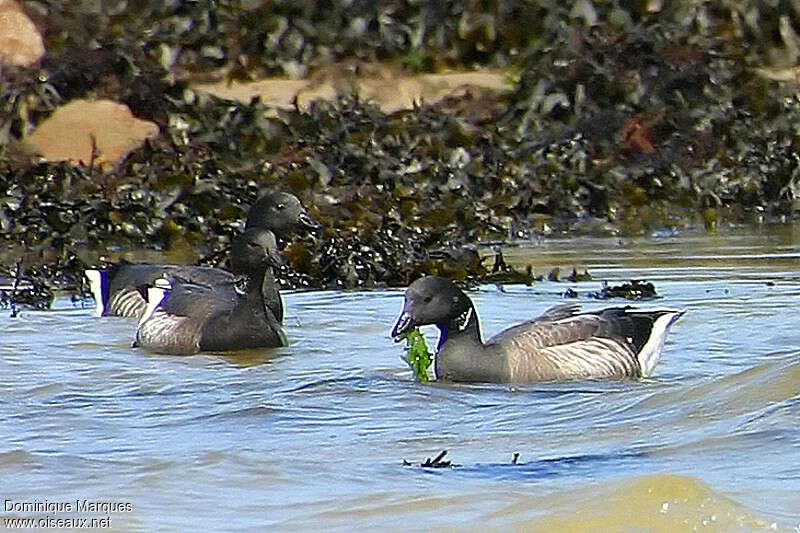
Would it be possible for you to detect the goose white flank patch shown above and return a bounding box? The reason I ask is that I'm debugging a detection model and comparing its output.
[84,268,106,317]
[391,276,684,383]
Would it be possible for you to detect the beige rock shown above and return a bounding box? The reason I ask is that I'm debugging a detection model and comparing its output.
[355,71,511,114]
[193,79,310,110]
[754,66,800,84]
[193,66,512,114]
[24,99,160,165]
[0,0,44,67]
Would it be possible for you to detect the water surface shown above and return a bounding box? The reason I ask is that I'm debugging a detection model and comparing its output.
[2,225,799,531]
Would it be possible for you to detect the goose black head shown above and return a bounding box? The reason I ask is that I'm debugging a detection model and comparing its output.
[245,192,320,238]
[230,228,287,275]
[392,276,473,338]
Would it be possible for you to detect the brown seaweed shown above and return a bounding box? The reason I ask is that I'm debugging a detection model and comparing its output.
[3,2,800,300]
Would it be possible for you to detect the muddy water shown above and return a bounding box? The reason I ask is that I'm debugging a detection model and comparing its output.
[1,225,799,531]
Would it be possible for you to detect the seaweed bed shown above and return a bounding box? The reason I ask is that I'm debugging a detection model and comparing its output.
[3,1,800,305]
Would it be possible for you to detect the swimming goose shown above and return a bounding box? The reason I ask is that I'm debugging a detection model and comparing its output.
[244,191,320,234]
[391,276,684,383]
[133,228,288,355]
[86,191,317,319]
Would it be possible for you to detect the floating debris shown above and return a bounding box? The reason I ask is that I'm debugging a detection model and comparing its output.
[0,264,55,316]
[563,287,579,299]
[546,267,592,283]
[403,450,459,469]
[566,268,592,282]
[588,280,658,300]
[485,250,535,285]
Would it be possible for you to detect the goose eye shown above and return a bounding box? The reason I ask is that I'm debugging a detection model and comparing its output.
[423,296,433,303]
[276,203,286,210]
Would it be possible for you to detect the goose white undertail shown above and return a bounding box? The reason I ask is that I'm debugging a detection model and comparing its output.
[636,309,685,377]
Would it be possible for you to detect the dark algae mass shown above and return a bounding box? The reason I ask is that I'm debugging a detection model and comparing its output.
[3,1,800,304]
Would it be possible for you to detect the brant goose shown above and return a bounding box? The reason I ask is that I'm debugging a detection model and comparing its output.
[134,228,288,355]
[86,192,317,319]
[391,276,684,383]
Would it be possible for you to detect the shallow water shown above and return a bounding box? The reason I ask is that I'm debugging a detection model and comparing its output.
[2,225,799,532]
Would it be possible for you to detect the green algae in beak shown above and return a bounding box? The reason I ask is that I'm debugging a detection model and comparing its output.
[400,327,432,383]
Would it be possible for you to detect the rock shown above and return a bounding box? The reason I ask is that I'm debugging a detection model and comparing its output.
[192,63,512,114]
[192,78,311,113]
[23,99,160,165]
[0,0,44,67]
[357,71,512,114]
[754,65,800,83]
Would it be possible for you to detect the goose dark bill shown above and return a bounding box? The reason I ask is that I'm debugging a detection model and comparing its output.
[391,312,415,340]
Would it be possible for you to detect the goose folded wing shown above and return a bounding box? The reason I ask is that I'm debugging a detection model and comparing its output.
[486,313,618,351]
[155,281,236,320]
[486,313,640,379]
[112,263,234,290]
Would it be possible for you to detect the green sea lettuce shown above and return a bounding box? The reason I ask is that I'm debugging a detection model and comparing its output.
[400,327,432,382]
